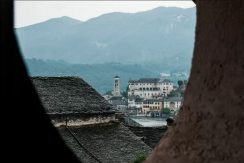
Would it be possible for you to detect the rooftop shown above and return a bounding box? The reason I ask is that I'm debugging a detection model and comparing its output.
[129,78,160,83]
[129,78,172,84]
[31,76,114,114]
[135,98,144,102]
[143,99,164,103]
[128,95,142,100]
[164,96,183,102]
[59,123,152,163]
[161,79,172,83]
[109,96,128,106]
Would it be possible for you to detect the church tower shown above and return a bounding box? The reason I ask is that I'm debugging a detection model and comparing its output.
[113,76,121,97]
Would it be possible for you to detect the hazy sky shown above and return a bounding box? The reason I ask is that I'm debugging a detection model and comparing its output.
[15,1,195,28]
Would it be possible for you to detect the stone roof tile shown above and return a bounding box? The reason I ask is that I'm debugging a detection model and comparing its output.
[31,76,114,114]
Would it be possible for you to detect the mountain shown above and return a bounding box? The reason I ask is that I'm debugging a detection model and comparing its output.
[16,7,196,66]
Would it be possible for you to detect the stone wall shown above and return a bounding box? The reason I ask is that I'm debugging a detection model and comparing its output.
[146,1,244,163]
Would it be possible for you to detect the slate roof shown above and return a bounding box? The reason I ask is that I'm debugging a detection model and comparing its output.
[129,78,172,84]
[143,99,164,104]
[59,128,98,163]
[164,97,183,102]
[109,96,128,106]
[128,126,167,148]
[161,79,172,83]
[129,78,160,83]
[31,77,114,114]
[135,98,144,102]
[59,123,152,163]
[128,95,140,100]
[128,95,144,102]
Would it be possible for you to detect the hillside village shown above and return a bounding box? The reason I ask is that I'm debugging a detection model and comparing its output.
[29,75,186,162]
[13,4,196,162]
[103,76,187,118]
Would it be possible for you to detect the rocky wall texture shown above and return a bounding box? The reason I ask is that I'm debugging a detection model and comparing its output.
[145,1,244,163]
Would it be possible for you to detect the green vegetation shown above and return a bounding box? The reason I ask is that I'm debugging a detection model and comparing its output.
[161,108,171,114]
[18,7,193,95]
[133,154,146,163]
[25,58,157,94]
[178,80,184,87]
[25,58,189,94]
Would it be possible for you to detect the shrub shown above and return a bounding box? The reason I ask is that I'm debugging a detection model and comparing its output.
[161,108,171,114]
[133,154,146,163]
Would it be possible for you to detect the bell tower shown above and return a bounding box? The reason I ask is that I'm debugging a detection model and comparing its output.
[113,76,121,97]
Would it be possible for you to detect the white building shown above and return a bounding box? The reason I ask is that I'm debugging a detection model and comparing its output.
[128,95,144,109]
[163,97,183,111]
[128,78,173,99]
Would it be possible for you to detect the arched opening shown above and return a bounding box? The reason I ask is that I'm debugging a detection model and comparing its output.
[3,0,244,162]
[13,0,196,161]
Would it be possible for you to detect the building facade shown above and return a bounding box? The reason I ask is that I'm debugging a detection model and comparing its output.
[163,97,183,111]
[142,99,164,115]
[128,78,173,99]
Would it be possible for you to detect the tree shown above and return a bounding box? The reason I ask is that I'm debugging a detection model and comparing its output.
[161,108,171,114]
[178,80,183,88]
